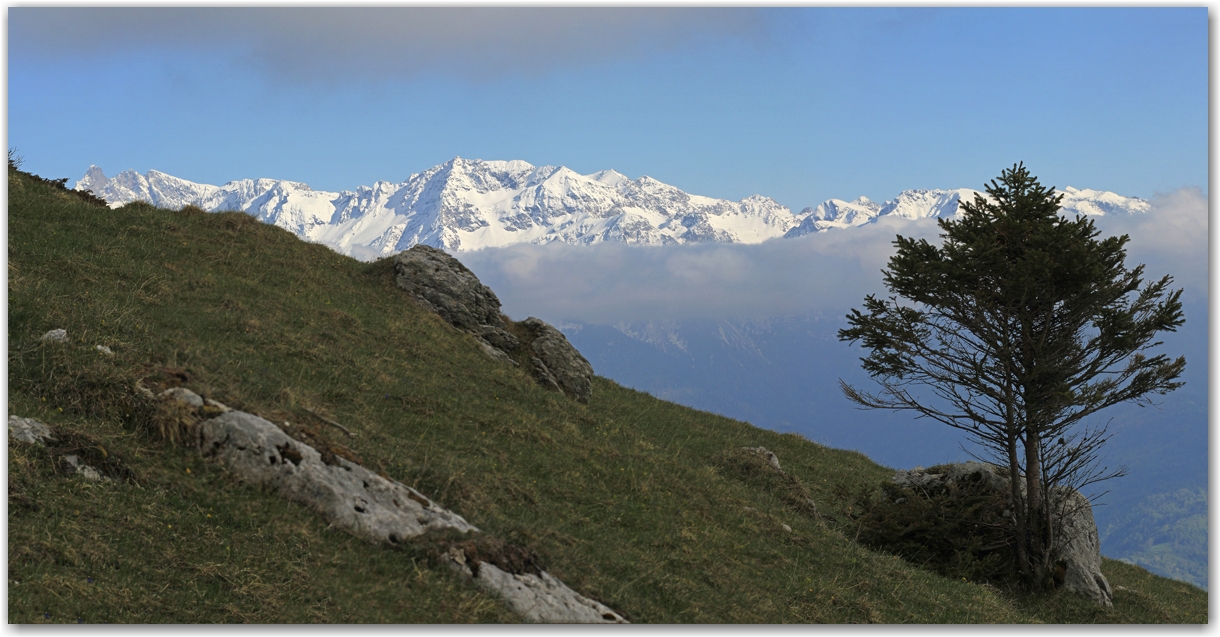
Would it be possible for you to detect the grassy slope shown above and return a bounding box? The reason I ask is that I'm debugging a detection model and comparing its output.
[7,167,1206,623]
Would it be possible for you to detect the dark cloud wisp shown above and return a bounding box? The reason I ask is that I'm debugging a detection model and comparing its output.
[10,7,768,83]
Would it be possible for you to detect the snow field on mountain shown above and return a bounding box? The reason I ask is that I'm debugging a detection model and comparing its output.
[75,157,1152,259]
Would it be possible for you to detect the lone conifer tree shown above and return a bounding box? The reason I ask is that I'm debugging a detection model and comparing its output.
[838,163,1185,587]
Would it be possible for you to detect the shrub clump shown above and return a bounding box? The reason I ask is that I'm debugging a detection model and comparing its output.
[850,469,1017,585]
[8,153,110,208]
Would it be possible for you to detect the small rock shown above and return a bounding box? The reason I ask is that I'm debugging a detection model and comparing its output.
[781,523,792,532]
[9,415,55,445]
[161,387,204,408]
[741,446,782,472]
[40,329,68,343]
[61,455,107,481]
[95,345,114,356]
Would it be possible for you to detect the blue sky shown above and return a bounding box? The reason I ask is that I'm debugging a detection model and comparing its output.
[8,7,1207,211]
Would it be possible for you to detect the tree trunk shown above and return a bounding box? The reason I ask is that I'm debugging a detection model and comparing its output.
[1007,432,1029,580]
[1024,433,1047,587]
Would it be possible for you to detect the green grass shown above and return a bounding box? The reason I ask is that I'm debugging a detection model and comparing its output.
[7,166,1207,623]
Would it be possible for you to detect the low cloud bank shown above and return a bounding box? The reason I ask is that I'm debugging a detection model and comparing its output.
[459,187,1208,325]
[461,216,937,324]
[1090,187,1208,305]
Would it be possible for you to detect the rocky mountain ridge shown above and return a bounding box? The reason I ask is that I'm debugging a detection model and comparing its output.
[74,159,1152,258]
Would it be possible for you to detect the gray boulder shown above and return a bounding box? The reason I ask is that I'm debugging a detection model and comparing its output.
[393,245,595,401]
[1054,488,1112,606]
[889,462,1112,606]
[394,245,520,367]
[523,318,594,404]
[392,245,597,400]
[394,245,504,332]
[530,357,563,394]
[477,339,519,367]
[892,461,1009,493]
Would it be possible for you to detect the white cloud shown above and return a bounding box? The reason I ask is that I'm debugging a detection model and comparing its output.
[459,187,1208,325]
[458,216,942,324]
[1091,187,1208,304]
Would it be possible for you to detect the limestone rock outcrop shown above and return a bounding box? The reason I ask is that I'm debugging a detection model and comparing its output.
[393,245,595,402]
[173,391,624,622]
[444,546,628,623]
[1054,488,1112,607]
[197,410,478,543]
[889,462,1113,606]
[892,461,1009,493]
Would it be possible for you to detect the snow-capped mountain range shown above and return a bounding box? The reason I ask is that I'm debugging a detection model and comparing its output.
[74,158,1151,259]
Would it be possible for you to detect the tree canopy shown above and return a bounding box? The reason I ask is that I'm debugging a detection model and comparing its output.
[838,163,1185,587]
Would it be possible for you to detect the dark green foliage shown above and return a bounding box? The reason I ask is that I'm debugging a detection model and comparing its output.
[851,476,1016,585]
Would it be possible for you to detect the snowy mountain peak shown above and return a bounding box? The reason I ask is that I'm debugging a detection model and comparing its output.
[590,169,631,187]
[877,188,983,221]
[1058,186,1151,217]
[73,158,1152,260]
[76,165,109,193]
